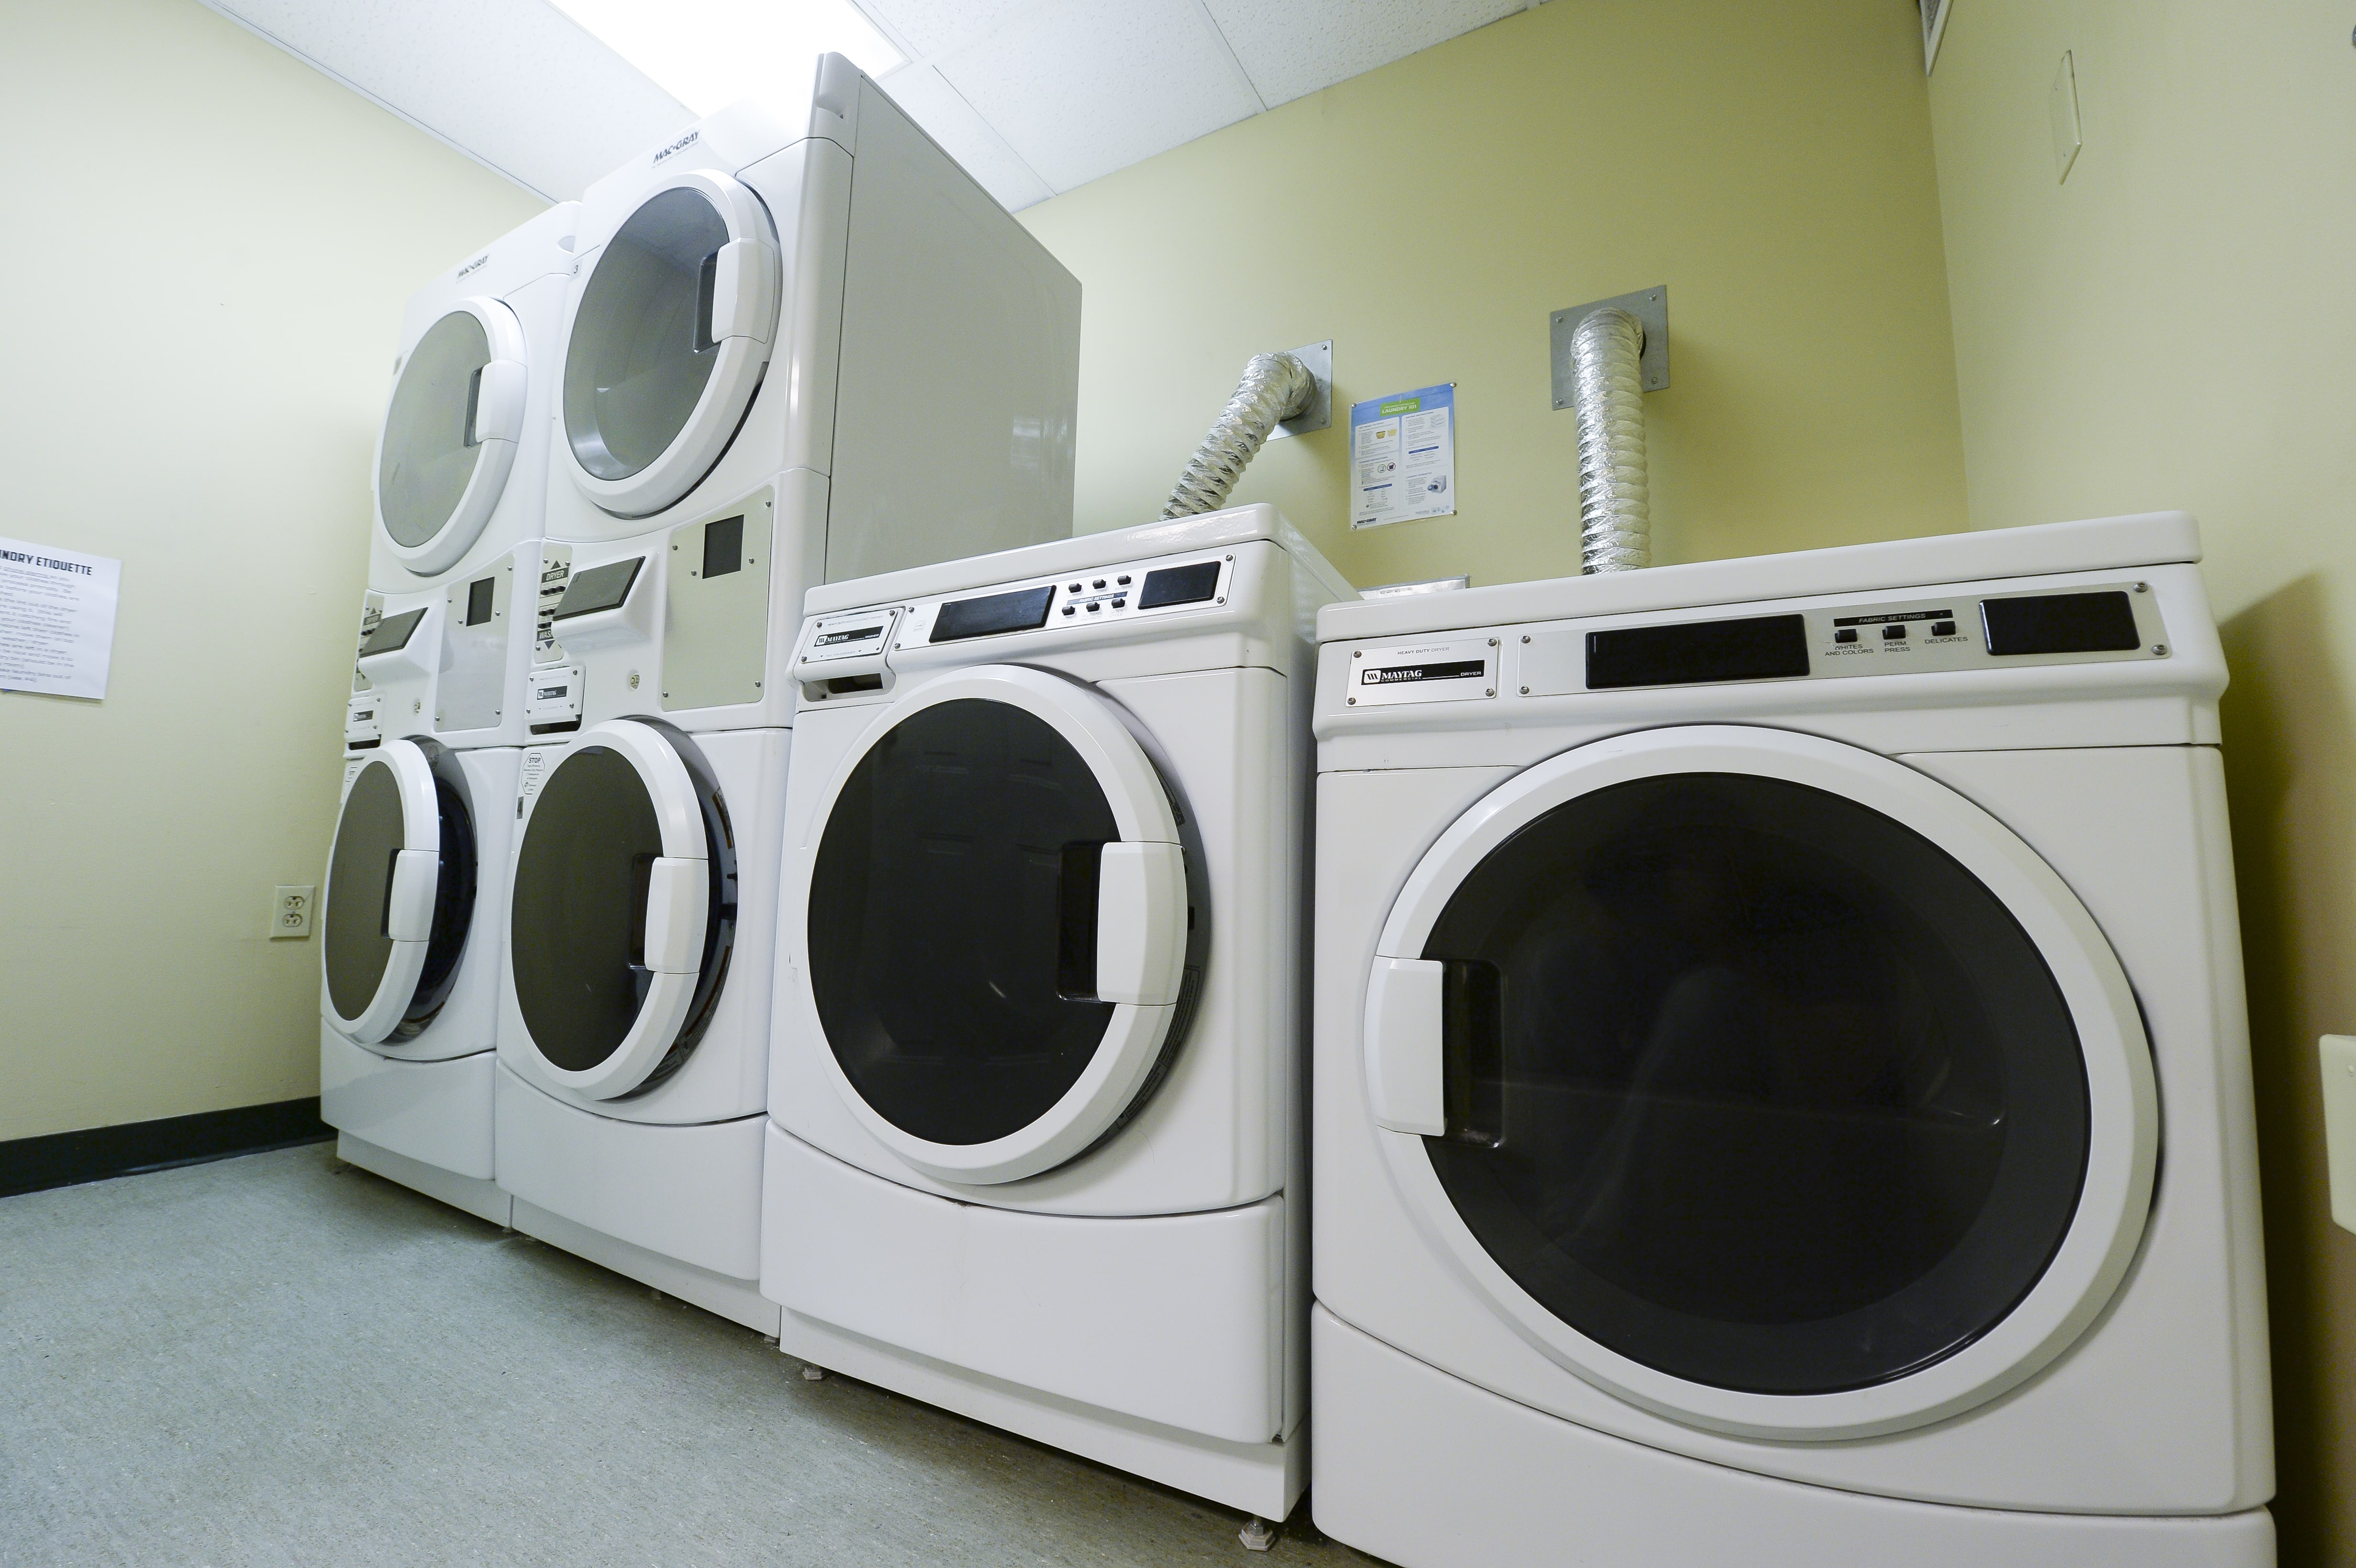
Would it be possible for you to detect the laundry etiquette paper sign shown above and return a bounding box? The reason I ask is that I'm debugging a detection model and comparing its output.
[0,536,121,699]
[1351,383,1456,529]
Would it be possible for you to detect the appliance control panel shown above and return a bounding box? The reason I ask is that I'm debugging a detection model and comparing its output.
[526,663,584,734]
[792,551,1238,686]
[344,692,382,750]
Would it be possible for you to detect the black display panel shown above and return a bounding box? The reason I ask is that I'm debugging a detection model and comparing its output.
[1137,561,1221,610]
[807,698,1120,1145]
[1585,614,1810,690]
[701,514,743,579]
[930,586,1056,643]
[551,557,643,621]
[1419,772,2093,1395]
[1979,591,2141,656]
[465,577,495,627]
[358,608,427,658]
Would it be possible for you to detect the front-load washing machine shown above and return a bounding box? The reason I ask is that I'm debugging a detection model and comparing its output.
[1308,512,2271,1566]
[347,200,579,757]
[318,738,516,1225]
[763,505,1352,1521]
[492,52,1078,1328]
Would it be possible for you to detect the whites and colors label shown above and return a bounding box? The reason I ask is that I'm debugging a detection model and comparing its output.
[1348,637,1495,707]
[1351,384,1456,530]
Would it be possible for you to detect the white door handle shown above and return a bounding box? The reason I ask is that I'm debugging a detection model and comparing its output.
[709,239,778,345]
[1095,841,1184,1006]
[470,357,527,445]
[1366,958,1445,1136]
[382,849,440,943]
[641,856,708,974]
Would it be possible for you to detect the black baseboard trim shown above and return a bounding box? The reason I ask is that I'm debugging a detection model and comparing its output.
[0,1098,334,1199]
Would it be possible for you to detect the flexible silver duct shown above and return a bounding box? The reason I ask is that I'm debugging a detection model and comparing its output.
[1570,307,1650,573]
[1161,351,1316,519]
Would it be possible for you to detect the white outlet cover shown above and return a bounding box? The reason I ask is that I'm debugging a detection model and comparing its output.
[272,884,316,940]
[2322,1035,2356,1234]
[2051,50,2083,183]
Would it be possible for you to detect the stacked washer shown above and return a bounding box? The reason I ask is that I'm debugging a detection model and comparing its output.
[1308,513,2273,1565]
[493,54,1080,1331]
[319,202,581,1224]
[762,505,1350,1522]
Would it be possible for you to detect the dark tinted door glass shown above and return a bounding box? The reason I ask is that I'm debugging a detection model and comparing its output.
[565,188,731,482]
[379,311,492,548]
[809,699,1120,1145]
[510,746,668,1071]
[324,761,404,1019]
[1422,772,2091,1395]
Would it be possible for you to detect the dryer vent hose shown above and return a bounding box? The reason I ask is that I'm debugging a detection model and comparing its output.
[1161,351,1316,519]
[1570,307,1651,573]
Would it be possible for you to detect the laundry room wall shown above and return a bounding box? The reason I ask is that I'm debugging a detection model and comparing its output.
[0,0,544,1142]
[1923,3,2356,1560]
[1015,0,1969,592]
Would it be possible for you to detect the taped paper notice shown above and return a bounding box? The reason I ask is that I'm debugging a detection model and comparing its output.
[0,536,120,699]
[1351,384,1455,529]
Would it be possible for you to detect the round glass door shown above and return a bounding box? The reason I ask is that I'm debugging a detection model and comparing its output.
[560,172,777,519]
[809,697,1122,1145]
[376,300,526,575]
[1369,726,2155,1439]
[322,740,476,1044]
[508,721,733,1097]
[795,665,1194,1184]
[1421,771,2087,1396]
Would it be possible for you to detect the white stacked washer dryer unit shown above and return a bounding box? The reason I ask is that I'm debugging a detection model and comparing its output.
[320,203,581,1224]
[763,505,1350,1521]
[1308,513,2273,1567]
[494,54,1079,1331]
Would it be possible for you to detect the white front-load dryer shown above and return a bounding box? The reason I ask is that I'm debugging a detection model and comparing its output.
[1308,513,2272,1566]
[762,506,1352,1523]
[317,738,516,1225]
[493,718,788,1332]
[351,200,579,755]
[529,52,1079,750]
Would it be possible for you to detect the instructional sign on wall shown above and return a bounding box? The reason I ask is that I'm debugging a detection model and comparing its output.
[0,536,120,699]
[1351,383,1456,529]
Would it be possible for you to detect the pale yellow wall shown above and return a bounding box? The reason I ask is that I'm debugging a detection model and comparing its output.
[1018,0,1968,590]
[0,0,543,1140]
[1925,4,2356,1558]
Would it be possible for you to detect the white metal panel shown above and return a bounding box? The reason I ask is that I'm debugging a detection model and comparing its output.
[320,1029,497,1178]
[1207,0,1522,107]
[937,0,1260,193]
[867,64,1054,211]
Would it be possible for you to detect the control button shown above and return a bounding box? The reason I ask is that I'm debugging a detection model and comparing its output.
[1093,578,1107,589]
[1062,605,1075,616]
[1116,575,1131,586]
[1882,624,1908,641]
[1069,583,1083,593]
[1931,620,1957,638]
[1112,598,1127,609]
[1834,628,1859,645]
[1086,601,1102,612]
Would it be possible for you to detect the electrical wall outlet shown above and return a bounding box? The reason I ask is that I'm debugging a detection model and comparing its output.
[272,885,316,940]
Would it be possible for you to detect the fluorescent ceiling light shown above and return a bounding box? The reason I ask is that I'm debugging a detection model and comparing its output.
[545,0,902,116]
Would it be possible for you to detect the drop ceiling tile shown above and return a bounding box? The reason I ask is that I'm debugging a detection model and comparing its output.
[858,0,1038,59]
[1205,0,1524,107]
[200,0,687,199]
[939,0,1261,193]
[875,65,1056,211]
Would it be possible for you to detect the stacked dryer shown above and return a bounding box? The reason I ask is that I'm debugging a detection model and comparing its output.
[1307,514,2272,1565]
[492,54,1080,1330]
[319,202,580,1225]
[762,506,1350,1523]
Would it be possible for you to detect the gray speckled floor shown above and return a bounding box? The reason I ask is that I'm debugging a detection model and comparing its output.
[0,1143,1385,1568]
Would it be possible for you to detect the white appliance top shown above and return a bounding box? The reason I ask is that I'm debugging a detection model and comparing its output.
[400,200,580,338]
[803,504,1354,615]
[1317,512,2201,646]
